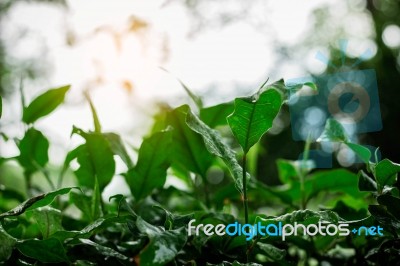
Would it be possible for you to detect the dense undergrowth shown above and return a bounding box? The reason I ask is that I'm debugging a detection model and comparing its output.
[0,80,399,265]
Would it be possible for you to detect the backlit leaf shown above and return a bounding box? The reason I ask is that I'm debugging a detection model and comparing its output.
[22,85,70,124]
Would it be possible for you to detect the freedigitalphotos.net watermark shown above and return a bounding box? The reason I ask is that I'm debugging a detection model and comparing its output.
[188,219,384,241]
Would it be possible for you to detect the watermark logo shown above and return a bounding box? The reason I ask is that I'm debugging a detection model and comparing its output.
[286,39,382,167]
[188,219,384,241]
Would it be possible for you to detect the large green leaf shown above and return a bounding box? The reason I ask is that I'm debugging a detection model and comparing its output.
[166,105,213,177]
[200,102,234,128]
[0,187,77,219]
[227,81,284,153]
[185,107,248,193]
[16,238,69,263]
[136,216,187,266]
[22,85,70,124]
[17,127,49,175]
[30,207,63,239]
[72,127,115,190]
[374,159,400,188]
[0,224,17,262]
[124,129,172,201]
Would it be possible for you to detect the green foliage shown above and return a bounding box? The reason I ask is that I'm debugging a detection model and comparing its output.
[227,80,284,153]
[0,82,399,265]
[22,85,70,124]
[124,129,172,201]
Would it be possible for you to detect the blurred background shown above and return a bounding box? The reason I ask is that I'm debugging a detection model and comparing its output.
[0,0,399,188]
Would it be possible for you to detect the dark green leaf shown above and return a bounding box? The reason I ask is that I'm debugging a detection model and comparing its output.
[72,127,115,189]
[166,105,213,177]
[78,239,128,260]
[257,242,286,261]
[22,85,70,124]
[377,195,400,220]
[17,238,69,263]
[30,207,63,239]
[200,102,234,128]
[186,108,248,192]
[137,216,187,266]
[358,170,377,192]
[256,210,342,228]
[375,159,400,188]
[227,81,284,153]
[17,127,49,175]
[0,187,76,219]
[0,224,17,262]
[124,129,172,201]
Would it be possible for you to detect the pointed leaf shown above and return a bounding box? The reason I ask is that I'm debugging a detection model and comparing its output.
[22,85,70,124]
[0,187,77,219]
[103,133,134,168]
[185,108,248,192]
[227,82,284,153]
[124,129,172,200]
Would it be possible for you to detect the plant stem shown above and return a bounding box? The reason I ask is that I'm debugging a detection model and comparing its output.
[242,154,249,225]
[299,136,311,209]
[242,153,250,262]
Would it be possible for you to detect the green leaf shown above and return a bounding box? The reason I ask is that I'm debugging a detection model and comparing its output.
[22,85,70,124]
[200,102,234,128]
[375,159,400,188]
[136,216,187,266]
[103,133,134,168]
[166,105,213,177]
[377,195,400,221]
[17,127,49,175]
[30,206,63,239]
[124,129,172,201]
[92,177,102,220]
[0,224,17,262]
[358,170,377,192]
[257,242,286,261]
[72,127,115,190]
[317,118,348,142]
[0,187,77,219]
[345,142,371,164]
[16,238,69,263]
[0,95,2,119]
[70,191,95,221]
[227,81,284,153]
[85,91,102,133]
[317,119,371,163]
[185,107,248,193]
[78,239,128,260]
